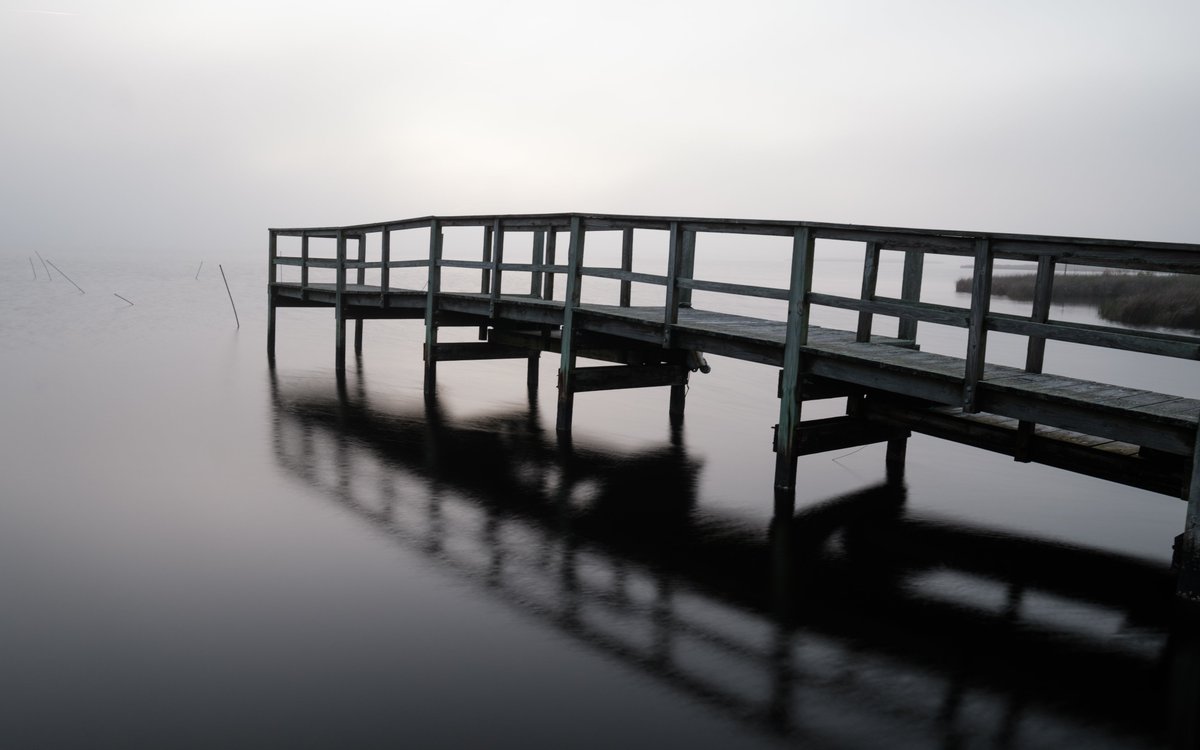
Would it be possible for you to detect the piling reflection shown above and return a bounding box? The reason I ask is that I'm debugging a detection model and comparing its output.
[270,369,1199,748]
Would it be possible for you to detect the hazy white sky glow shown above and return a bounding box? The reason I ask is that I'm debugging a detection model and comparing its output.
[2,0,1198,255]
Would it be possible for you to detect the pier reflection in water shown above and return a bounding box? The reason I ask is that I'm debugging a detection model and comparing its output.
[270,369,1199,749]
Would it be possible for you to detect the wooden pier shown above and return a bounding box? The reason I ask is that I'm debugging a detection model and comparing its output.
[266,212,1200,599]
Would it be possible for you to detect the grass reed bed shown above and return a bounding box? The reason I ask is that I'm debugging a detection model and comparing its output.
[955,271,1200,330]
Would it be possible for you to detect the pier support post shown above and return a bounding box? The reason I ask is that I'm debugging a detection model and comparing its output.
[774,227,815,497]
[335,229,347,371]
[669,380,687,426]
[424,220,443,397]
[354,234,365,358]
[267,230,277,359]
[527,353,540,394]
[663,224,691,425]
[556,217,585,433]
[1175,419,1200,600]
[267,292,276,358]
[885,437,907,482]
[527,231,544,396]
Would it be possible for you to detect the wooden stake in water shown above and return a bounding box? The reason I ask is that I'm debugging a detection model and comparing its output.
[114,293,134,306]
[34,251,51,281]
[195,261,203,280]
[219,264,239,328]
[29,257,37,279]
[45,259,84,294]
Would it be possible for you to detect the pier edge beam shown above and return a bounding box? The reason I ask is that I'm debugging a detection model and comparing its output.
[773,226,815,506]
[266,230,277,360]
[556,217,585,433]
[1175,418,1200,600]
[423,220,443,396]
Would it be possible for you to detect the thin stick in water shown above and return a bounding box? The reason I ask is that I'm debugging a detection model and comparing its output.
[114,293,134,306]
[45,259,84,294]
[30,257,37,279]
[219,264,239,329]
[195,261,203,280]
[34,250,51,281]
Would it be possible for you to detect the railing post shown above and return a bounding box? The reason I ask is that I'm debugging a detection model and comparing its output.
[1024,255,1055,374]
[479,224,494,340]
[855,241,880,343]
[557,217,586,433]
[480,224,494,296]
[334,229,347,371]
[679,229,696,309]
[663,222,684,347]
[424,219,443,396]
[531,230,545,298]
[489,218,505,317]
[619,228,633,307]
[1015,255,1056,460]
[380,228,391,307]
[543,230,557,300]
[897,249,925,341]
[774,226,815,501]
[300,234,310,301]
[963,238,993,412]
[267,230,277,359]
[528,229,545,391]
[354,234,365,357]
[666,228,694,424]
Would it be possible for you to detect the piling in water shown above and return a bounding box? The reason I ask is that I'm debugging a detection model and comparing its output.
[220,264,239,328]
[29,257,37,279]
[195,261,203,280]
[113,293,134,306]
[45,259,84,294]
[34,251,51,281]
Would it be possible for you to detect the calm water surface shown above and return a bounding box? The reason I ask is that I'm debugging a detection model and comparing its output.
[0,250,1196,748]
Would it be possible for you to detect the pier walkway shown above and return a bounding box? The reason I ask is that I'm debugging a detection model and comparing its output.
[266,213,1200,597]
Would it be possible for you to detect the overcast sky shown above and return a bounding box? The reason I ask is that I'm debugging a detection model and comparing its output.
[3,0,1198,257]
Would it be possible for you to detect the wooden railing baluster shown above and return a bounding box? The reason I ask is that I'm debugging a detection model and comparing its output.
[963,238,993,412]
[856,241,880,343]
[620,228,633,307]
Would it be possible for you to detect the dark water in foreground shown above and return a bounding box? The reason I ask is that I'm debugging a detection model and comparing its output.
[1,255,1198,748]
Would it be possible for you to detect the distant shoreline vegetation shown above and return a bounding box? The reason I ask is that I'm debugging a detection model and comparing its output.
[954,271,1200,330]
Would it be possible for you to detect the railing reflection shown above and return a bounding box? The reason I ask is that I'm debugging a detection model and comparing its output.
[270,369,1198,748]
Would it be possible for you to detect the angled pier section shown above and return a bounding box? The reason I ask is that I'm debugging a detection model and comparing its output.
[266,212,1200,598]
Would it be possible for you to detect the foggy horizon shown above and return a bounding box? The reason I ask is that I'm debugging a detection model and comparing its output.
[3,0,1198,258]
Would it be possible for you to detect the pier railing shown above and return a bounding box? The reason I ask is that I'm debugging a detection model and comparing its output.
[270,213,1200,402]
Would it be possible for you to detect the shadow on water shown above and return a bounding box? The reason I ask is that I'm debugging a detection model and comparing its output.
[269,367,1200,749]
